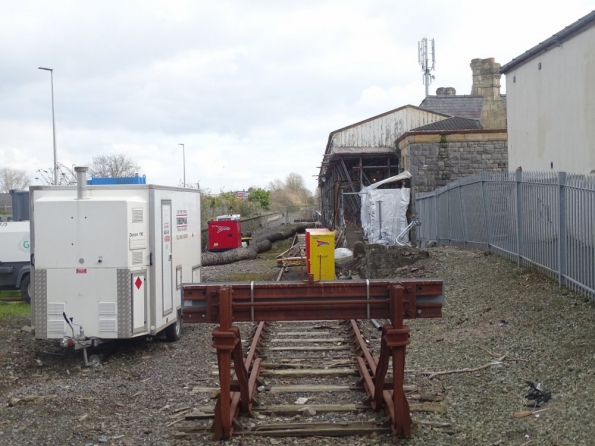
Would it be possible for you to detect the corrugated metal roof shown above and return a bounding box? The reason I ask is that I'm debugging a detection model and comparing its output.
[411,116,482,131]
[418,95,507,120]
[501,10,595,73]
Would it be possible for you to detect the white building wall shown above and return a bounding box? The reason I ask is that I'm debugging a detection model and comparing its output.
[331,107,446,153]
[505,26,595,175]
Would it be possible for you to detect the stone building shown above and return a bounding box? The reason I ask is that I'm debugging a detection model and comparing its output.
[318,58,509,227]
[317,105,449,226]
[399,58,508,194]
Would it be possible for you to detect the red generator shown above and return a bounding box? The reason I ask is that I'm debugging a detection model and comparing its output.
[208,215,242,251]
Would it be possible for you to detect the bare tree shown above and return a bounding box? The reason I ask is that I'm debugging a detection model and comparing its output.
[285,172,305,194]
[268,179,284,192]
[0,168,31,192]
[284,172,311,204]
[267,173,313,208]
[88,153,141,178]
[35,163,76,185]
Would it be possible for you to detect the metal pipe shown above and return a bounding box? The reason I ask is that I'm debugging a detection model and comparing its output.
[396,220,421,246]
[75,166,88,200]
[370,318,382,331]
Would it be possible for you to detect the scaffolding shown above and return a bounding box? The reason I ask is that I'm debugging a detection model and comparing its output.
[318,152,400,229]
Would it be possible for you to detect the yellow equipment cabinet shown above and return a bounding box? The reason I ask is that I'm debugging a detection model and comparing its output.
[307,230,335,281]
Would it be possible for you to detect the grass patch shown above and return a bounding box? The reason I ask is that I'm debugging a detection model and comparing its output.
[271,237,295,255]
[259,237,295,261]
[0,290,22,301]
[0,301,30,317]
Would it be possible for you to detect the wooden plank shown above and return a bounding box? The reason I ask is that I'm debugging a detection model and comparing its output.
[193,383,418,394]
[269,384,359,393]
[195,403,364,416]
[260,368,357,377]
[186,400,445,421]
[254,421,382,430]
[190,386,218,393]
[274,323,339,329]
[260,360,355,369]
[271,331,332,336]
[245,425,392,437]
[268,345,351,351]
[253,404,362,414]
[269,338,345,343]
[261,355,354,361]
[248,401,442,415]
[185,410,214,420]
[210,367,357,377]
[246,422,392,437]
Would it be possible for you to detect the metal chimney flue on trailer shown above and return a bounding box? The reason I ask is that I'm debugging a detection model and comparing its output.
[74,166,88,199]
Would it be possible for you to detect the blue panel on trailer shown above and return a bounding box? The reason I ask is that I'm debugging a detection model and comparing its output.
[87,174,146,185]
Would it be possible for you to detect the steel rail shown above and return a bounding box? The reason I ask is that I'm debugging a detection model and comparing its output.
[184,278,443,440]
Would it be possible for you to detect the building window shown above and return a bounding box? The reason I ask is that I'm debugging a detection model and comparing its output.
[538,62,542,70]
[513,76,516,83]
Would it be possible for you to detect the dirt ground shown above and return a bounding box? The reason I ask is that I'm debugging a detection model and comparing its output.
[1,245,595,445]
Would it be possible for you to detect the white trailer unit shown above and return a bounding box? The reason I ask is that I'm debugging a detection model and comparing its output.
[30,169,201,354]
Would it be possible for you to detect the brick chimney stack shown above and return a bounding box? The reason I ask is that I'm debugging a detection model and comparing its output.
[479,58,506,129]
[470,58,484,96]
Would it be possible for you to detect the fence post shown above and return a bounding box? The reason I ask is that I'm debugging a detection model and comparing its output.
[458,180,468,248]
[446,184,452,244]
[433,191,439,243]
[557,172,567,287]
[515,170,523,266]
[432,190,440,244]
[481,171,492,251]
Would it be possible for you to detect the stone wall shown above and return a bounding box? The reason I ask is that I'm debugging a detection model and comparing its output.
[398,131,508,194]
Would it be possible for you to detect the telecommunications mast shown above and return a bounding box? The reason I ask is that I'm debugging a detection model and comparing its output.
[418,38,436,97]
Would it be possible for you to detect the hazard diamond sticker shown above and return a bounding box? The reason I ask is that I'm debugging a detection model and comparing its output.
[135,277,143,289]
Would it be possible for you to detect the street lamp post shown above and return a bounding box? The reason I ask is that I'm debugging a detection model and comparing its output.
[178,143,185,187]
[38,67,58,185]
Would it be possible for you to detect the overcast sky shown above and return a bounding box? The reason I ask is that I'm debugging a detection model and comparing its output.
[1,0,593,194]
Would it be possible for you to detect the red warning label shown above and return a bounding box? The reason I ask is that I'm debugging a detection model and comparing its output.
[135,277,143,289]
[316,240,330,247]
[76,269,87,274]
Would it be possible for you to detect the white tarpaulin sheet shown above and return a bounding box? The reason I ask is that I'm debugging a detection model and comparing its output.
[360,171,411,245]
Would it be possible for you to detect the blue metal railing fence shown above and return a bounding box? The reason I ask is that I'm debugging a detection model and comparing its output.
[415,171,595,301]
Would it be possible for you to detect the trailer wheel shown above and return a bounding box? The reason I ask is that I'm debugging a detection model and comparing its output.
[20,274,31,304]
[165,312,182,342]
[88,355,101,367]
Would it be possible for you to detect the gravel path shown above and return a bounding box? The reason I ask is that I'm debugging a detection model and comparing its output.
[1,244,594,445]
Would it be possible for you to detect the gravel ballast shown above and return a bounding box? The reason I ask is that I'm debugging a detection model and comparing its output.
[1,244,594,445]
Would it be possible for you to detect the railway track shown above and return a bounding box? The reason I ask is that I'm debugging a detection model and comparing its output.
[178,265,445,441]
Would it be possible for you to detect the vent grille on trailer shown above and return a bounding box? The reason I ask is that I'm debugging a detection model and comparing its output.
[132,250,143,265]
[99,302,117,316]
[99,319,117,332]
[47,303,65,316]
[47,320,65,334]
[132,208,144,223]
